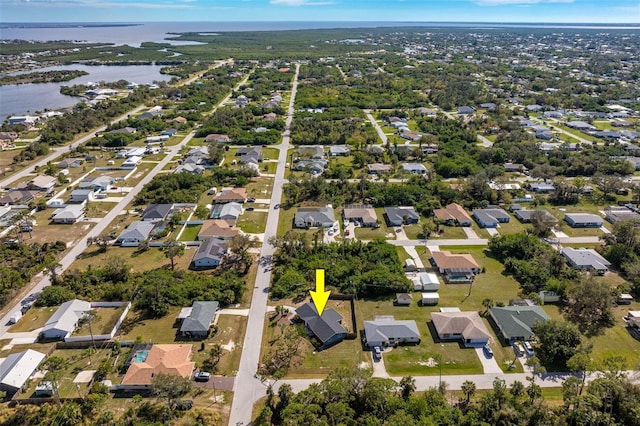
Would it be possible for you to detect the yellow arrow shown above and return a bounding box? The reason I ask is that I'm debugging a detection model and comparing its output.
[310,269,331,316]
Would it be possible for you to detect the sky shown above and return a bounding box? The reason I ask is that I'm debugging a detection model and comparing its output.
[1,0,639,24]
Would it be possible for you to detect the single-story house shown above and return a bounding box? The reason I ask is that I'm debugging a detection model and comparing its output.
[213,188,248,204]
[116,221,156,247]
[514,209,557,223]
[179,301,219,338]
[161,128,177,137]
[79,176,113,191]
[432,251,481,283]
[296,303,347,350]
[457,106,475,115]
[562,247,611,274]
[412,272,440,291]
[329,145,350,157]
[0,190,37,206]
[205,134,231,143]
[293,159,327,174]
[472,206,510,228]
[52,204,85,224]
[41,299,92,340]
[0,349,46,394]
[294,206,336,229]
[191,239,227,269]
[108,126,137,135]
[363,316,421,348]
[29,175,56,193]
[431,311,491,347]
[433,203,472,227]
[57,158,84,169]
[197,219,239,240]
[401,163,428,175]
[503,163,527,173]
[396,293,413,306]
[490,306,549,343]
[217,202,243,221]
[343,205,378,227]
[529,182,556,193]
[142,204,173,222]
[384,206,420,226]
[174,164,205,175]
[295,146,324,159]
[564,213,603,228]
[122,155,142,169]
[69,189,94,203]
[367,163,393,175]
[120,344,195,390]
[604,206,640,224]
[237,146,263,164]
[567,121,597,132]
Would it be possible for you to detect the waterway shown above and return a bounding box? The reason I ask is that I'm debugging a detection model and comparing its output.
[1,64,171,120]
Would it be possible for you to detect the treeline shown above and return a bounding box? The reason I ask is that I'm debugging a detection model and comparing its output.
[601,219,640,295]
[133,169,253,205]
[0,241,66,308]
[0,70,88,86]
[196,105,284,145]
[255,364,640,426]
[37,260,245,318]
[291,109,378,146]
[269,238,410,298]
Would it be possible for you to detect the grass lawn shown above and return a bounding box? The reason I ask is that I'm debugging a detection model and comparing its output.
[72,306,126,336]
[554,124,599,143]
[117,307,183,343]
[496,217,530,235]
[247,176,274,198]
[73,246,194,273]
[28,219,95,247]
[85,201,119,218]
[277,206,296,236]
[262,148,279,160]
[201,314,248,376]
[237,211,268,234]
[179,224,202,242]
[396,246,411,263]
[259,162,278,174]
[432,226,467,240]
[543,302,640,370]
[8,306,57,333]
[546,204,607,236]
[0,342,56,358]
[355,226,392,240]
[404,223,424,240]
[122,163,154,186]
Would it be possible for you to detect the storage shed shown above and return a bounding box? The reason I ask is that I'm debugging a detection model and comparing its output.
[421,292,440,306]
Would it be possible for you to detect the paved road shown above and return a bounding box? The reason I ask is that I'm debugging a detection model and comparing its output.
[364,109,388,144]
[228,63,300,426]
[275,370,640,394]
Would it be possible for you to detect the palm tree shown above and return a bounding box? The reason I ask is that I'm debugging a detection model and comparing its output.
[228,234,258,273]
[162,239,184,271]
[461,380,476,404]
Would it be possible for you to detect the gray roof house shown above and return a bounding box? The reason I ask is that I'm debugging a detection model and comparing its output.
[69,189,94,203]
[604,206,640,224]
[191,239,227,270]
[179,301,219,338]
[174,164,205,174]
[562,247,611,274]
[489,306,549,343]
[529,182,556,193]
[514,209,558,223]
[52,204,85,224]
[218,202,243,221]
[296,303,347,350]
[79,175,113,191]
[295,146,324,159]
[294,206,336,229]
[431,311,491,347]
[564,213,603,228]
[0,349,46,394]
[401,163,428,175]
[384,206,420,226]
[363,316,420,348]
[237,146,263,164]
[293,159,327,174]
[329,145,350,157]
[472,206,510,228]
[457,106,475,115]
[41,299,92,340]
[116,221,155,247]
[142,204,173,221]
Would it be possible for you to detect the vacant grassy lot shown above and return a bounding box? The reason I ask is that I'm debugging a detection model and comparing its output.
[27,216,95,246]
[8,306,57,333]
[432,225,467,240]
[85,201,118,218]
[122,163,155,186]
[191,314,248,376]
[72,306,126,336]
[237,211,268,234]
[247,176,274,198]
[117,306,183,343]
[72,246,195,272]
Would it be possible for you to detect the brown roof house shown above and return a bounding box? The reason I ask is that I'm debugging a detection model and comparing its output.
[431,251,480,283]
[343,205,378,228]
[213,188,248,204]
[431,311,491,347]
[434,203,472,227]
[120,344,195,391]
[198,219,240,240]
[205,134,231,143]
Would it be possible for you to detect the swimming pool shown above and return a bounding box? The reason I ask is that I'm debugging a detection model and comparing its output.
[133,350,149,363]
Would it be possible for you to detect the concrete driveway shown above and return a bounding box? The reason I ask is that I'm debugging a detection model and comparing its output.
[475,347,503,374]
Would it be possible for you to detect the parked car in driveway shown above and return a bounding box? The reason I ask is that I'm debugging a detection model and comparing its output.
[373,346,382,360]
[523,341,535,356]
[194,371,211,382]
[483,343,493,358]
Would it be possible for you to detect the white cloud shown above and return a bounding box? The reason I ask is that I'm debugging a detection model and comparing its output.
[270,0,333,5]
[475,0,574,5]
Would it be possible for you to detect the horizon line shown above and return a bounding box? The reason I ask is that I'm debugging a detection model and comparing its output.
[2,20,640,25]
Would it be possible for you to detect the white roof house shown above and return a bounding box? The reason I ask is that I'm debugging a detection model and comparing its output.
[412,272,440,291]
[0,349,46,394]
[116,221,155,247]
[41,299,92,340]
[122,155,142,169]
[52,203,85,224]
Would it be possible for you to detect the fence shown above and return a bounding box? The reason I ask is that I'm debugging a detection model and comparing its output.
[329,294,358,340]
[63,302,131,343]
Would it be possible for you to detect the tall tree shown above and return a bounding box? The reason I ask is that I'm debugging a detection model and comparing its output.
[151,373,192,411]
[162,239,184,271]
